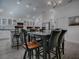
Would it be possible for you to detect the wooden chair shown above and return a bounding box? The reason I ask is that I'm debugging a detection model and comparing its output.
[22,29,41,59]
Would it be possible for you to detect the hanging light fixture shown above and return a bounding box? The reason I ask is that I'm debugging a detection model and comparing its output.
[47,0,73,8]
[47,0,63,8]
[47,1,52,5]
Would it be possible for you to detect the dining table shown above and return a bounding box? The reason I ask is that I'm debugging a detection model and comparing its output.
[27,30,51,59]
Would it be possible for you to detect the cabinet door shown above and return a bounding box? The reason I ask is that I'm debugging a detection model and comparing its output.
[8,19,12,25]
[13,19,17,25]
[2,18,7,25]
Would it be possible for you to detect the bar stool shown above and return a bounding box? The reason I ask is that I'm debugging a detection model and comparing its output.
[12,25,23,49]
[17,22,23,27]
[22,29,41,59]
[13,26,21,49]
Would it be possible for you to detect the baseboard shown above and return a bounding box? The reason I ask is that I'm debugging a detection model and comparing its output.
[0,38,9,41]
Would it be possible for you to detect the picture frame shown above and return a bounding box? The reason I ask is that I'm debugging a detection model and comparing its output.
[69,16,79,26]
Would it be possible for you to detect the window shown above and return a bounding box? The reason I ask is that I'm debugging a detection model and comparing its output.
[2,18,7,25]
[13,19,17,25]
[24,20,26,24]
[0,18,1,25]
[8,19,12,25]
[26,21,29,26]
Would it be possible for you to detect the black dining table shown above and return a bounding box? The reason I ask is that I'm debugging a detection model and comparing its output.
[27,31,51,59]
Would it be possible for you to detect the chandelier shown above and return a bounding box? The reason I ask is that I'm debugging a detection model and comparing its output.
[47,0,72,8]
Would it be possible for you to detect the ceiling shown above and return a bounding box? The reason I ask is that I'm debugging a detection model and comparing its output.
[0,0,74,18]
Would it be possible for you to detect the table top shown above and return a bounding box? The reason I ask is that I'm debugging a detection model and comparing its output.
[27,30,51,36]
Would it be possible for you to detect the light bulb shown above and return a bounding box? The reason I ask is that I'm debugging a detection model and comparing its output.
[47,1,52,5]
[58,0,63,4]
[9,11,13,15]
[26,5,30,8]
[17,1,20,4]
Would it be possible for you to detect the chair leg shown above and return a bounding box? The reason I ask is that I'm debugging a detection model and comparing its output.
[37,48,40,59]
[56,48,59,59]
[23,49,27,59]
[16,37,19,49]
[35,48,40,59]
[28,49,32,59]
[31,50,34,59]
[62,40,64,55]
[58,48,61,59]
[48,52,51,59]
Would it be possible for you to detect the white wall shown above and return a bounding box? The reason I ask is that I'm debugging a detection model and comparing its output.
[54,0,79,43]
[55,0,79,18]
[0,31,10,39]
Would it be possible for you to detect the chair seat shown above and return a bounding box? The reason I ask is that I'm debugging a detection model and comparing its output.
[14,34,20,38]
[23,40,40,49]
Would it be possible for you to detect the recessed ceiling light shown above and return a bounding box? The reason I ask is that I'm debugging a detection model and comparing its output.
[9,11,13,15]
[26,5,30,8]
[33,7,36,11]
[58,0,63,4]
[17,1,20,4]
[0,9,3,12]
[47,1,52,5]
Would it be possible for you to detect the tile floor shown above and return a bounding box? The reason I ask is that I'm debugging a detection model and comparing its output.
[0,38,79,59]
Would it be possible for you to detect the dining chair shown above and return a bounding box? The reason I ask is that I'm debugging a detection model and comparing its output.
[58,29,67,59]
[47,30,61,59]
[22,29,41,59]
